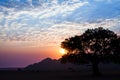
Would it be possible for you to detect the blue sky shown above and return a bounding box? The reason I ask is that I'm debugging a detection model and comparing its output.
[0,0,120,67]
[0,0,120,47]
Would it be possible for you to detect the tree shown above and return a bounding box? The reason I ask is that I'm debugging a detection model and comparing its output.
[60,27,120,76]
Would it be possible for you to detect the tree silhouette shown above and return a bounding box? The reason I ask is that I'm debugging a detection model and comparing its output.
[60,27,120,76]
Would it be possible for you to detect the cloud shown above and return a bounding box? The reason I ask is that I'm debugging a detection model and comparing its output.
[0,18,119,48]
[0,0,120,48]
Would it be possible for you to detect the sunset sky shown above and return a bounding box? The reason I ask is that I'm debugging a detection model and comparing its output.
[0,0,120,68]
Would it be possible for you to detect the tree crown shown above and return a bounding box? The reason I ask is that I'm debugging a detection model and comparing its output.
[61,27,120,64]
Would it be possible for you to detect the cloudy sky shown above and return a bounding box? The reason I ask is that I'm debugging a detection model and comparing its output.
[0,0,120,67]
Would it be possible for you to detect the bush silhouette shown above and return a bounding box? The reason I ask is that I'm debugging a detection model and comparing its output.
[60,27,120,76]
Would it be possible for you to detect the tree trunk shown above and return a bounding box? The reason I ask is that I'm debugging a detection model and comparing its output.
[92,62,101,76]
[91,54,101,76]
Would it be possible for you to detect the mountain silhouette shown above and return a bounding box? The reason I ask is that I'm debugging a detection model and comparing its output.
[24,57,120,71]
[24,57,89,71]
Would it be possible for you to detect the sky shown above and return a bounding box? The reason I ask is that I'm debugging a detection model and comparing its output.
[0,0,120,68]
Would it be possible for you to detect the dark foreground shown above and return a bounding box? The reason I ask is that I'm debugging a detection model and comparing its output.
[0,70,120,80]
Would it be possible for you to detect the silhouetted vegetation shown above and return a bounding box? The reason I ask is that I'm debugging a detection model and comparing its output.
[60,27,120,76]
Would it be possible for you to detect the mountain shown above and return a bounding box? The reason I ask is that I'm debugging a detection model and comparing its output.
[24,57,89,71]
[24,57,120,71]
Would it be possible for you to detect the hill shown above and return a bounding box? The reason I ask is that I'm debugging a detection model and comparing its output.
[24,57,120,72]
[24,58,90,71]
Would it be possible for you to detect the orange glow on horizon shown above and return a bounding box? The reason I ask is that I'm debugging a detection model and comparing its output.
[0,46,62,60]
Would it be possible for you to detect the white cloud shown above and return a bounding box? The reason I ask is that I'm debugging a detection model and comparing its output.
[0,0,120,48]
[1,18,119,48]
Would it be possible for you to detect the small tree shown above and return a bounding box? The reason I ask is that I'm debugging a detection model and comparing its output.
[60,27,120,75]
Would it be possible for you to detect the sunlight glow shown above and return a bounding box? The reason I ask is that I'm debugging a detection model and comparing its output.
[59,48,66,55]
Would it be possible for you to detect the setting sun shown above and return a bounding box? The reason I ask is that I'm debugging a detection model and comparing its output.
[59,48,66,55]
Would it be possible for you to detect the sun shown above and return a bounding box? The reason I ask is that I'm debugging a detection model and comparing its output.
[59,48,66,55]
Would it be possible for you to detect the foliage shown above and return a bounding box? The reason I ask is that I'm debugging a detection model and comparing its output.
[61,27,120,64]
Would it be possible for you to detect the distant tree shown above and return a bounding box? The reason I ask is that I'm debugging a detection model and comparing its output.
[60,27,120,76]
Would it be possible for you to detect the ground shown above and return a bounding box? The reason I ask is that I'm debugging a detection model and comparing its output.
[0,70,120,80]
